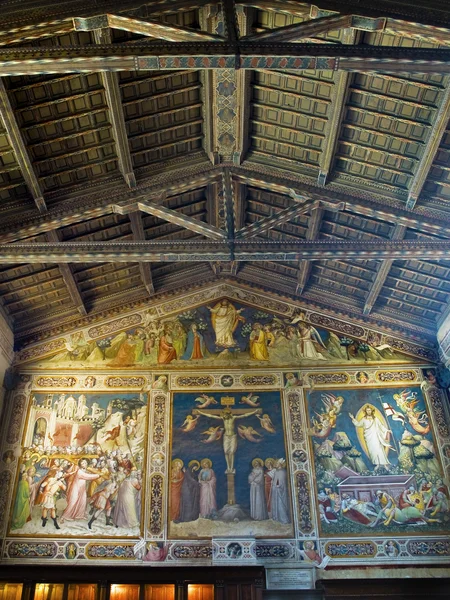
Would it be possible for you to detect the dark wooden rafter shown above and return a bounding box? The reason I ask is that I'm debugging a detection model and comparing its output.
[4,0,450,32]
[234,180,247,232]
[0,19,74,46]
[406,82,450,209]
[236,194,310,239]
[45,230,87,315]
[223,168,236,240]
[318,28,357,186]
[0,166,218,242]
[198,6,218,165]
[363,224,407,315]
[223,0,240,44]
[0,80,46,212]
[233,164,450,236]
[242,14,353,42]
[75,14,224,42]
[128,211,154,296]
[114,199,227,240]
[3,162,450,245]
[93,27,136,189]
[2,44,450,75]
[296,205,324,296]
[3,239,450,263]
[235,4,253,165]
[223,168,239,274]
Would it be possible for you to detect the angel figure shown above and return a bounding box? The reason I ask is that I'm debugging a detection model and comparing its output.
[238,425,263,443]
[180,414,199,432]
[195,394,218,409]
[256,413,276,433]
[240,392,260,407]
[201,426,224,443]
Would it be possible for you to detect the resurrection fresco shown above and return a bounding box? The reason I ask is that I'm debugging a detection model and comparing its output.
[29,299,421,370]
[9,391,147,537]
[169,390,294,539]
[307,386,450,537]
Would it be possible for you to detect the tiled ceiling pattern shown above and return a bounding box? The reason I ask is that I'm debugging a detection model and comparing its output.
[0,0,449,346]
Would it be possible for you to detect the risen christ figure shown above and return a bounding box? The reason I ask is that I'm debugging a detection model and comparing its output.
[208,299,244,348]
[196,406,261,473]
[349,405,392,468]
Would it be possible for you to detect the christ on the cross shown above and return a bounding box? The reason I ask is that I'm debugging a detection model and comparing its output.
[195,406,262,473]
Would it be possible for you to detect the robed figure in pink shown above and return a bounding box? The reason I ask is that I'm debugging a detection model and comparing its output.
[62,459,100,521]
[198,459,217,518]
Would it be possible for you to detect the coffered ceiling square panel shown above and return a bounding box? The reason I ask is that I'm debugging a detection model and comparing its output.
[119,70,203,169]
[0,0,450,347]
[0,262,73,323]
[421,123,450,203]
[333,68,450,197]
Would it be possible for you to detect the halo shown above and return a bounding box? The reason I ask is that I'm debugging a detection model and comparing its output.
[172,458,184,469]
[252,458,264,467]
[265,457,275,468]
[188,459,200,471]
[200,458,212,468]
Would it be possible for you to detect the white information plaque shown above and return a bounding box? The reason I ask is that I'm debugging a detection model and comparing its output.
[266,568,315,590]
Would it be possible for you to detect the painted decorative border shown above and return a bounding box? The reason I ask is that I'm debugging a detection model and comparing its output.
[12,283,438,365]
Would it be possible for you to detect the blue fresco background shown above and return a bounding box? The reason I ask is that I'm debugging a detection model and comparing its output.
[171,391,287,511]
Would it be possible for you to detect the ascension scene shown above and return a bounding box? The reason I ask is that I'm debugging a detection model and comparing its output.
[307,387,449,536]
[31,299,420,369]
[10,392,146,537]
[169,391,293,539]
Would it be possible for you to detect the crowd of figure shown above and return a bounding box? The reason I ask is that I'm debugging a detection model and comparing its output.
[170,456,291,524]
[317,479,449,528]
[51,299,398,368]
[11,447,143,532]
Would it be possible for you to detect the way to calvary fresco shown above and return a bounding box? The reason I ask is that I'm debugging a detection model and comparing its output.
[307,387,449,537]
[170,391,293,539]
[9,392,147,537]
[33,299,420,369]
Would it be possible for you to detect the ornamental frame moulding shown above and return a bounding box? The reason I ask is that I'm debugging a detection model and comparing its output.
[0,367,448,566]
[13,282,439,368]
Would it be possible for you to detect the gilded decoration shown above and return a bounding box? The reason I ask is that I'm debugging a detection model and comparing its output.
[307,385,450,538]
[169,391,294,539]
[19,299,425,371]
[9,391,147,538]
[0,291,449,567]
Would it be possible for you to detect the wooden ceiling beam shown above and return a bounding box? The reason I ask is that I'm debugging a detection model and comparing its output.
[140,0,212,16]
[406,84,450,209]
[296,205,324,295]
[0,80,46,213]
[93,27,136,189]
[242,14,352,42]
[363,224,407,315]
[128,211,154,296]
[3,239,450,263]
[223,168,236,240]
[0,167,218,243]
[236,197,311,239]
[0,19,74,46]
[234,5,253,165]
[318,28,357,186]
[75,14,224,42]
[1,43,450,75]
[45,230,87,315]
[115,200,227,240]
[233,165,450,236]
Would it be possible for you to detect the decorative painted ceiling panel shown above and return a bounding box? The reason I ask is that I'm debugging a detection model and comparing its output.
[0,0,448,348]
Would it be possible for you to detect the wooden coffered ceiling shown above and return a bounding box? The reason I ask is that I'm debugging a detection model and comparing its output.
[0,0,450,349]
